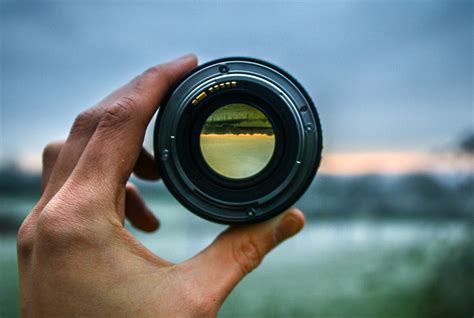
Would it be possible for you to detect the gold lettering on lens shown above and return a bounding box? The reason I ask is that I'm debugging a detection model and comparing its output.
[191,81,237,106]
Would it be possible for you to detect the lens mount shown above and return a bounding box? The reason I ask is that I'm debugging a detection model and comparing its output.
[154,57,322,224]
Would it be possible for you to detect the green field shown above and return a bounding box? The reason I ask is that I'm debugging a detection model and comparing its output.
[200,134,275,178]
[1,192,472,317]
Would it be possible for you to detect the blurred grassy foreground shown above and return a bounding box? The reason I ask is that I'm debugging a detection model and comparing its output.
[0,172,473,317]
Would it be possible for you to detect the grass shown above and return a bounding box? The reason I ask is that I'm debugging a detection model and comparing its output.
[2,220,472,317]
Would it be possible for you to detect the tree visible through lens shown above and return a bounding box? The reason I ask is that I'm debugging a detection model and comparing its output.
[200,103,275,179]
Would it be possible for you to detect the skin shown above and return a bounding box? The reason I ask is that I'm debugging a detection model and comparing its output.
[16,54,306,317]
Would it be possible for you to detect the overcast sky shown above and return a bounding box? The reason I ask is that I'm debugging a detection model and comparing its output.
[1,0,472,171]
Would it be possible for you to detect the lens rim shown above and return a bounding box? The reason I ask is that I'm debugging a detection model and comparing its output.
[154,57,323,224]
[175,81,299,200]
[189,88,288,188]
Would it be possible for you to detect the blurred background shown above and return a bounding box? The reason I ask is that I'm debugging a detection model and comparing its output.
[1,1,473,317]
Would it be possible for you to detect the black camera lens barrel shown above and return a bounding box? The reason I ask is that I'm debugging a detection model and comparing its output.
[154,57,322,224]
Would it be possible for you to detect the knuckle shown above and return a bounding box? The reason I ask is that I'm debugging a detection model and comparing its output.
[232,234,263,275]
[17,215,36,255]
[142,65,172,86]
[36,209,71,242]
[35,201,91,249]
[70,109,99,135]
[97,97,135,130]
[42,141,62,163]
[34,186,110,253]
[144,65,165,78]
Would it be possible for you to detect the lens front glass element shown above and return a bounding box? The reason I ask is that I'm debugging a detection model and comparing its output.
[200,103,275,179]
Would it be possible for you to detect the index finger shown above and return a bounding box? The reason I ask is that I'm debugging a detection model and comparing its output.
[72,55,197,187]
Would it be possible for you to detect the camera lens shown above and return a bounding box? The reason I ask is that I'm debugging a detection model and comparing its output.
[154,57,322,224]
[199,103,276,179]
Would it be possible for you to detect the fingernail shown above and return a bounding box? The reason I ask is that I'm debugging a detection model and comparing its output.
[275,214,303,242]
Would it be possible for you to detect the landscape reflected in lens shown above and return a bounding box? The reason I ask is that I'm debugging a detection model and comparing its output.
[200,103,275,179]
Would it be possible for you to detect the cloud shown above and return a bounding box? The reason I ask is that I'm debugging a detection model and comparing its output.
[1,1,472,168]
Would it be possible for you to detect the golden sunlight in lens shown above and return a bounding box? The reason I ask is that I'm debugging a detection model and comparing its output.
[200,104,275,179]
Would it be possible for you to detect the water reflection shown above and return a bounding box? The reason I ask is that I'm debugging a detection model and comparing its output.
[200,103,275,179]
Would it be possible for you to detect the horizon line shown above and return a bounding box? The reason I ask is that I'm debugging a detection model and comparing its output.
[1,150,472,176]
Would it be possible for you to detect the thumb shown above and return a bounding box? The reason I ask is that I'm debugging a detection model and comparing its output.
[179,208,305,306]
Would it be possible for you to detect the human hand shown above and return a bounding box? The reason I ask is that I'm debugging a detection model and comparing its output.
[17,54,305,317]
